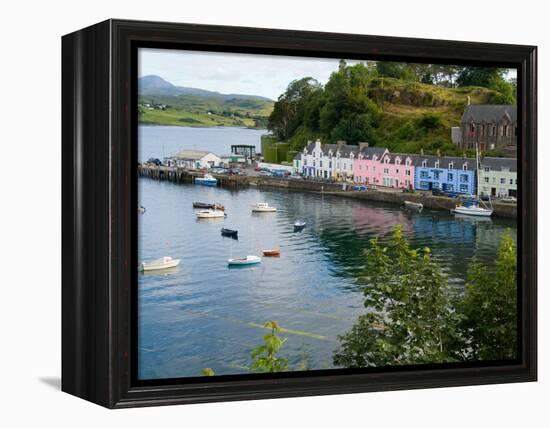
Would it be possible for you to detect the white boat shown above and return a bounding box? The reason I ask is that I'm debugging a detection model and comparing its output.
[293,220,306,229]
[228,255,262,266]
[453,140,493,217]
[140,256,180,272]
[138,205,146,214]
[404,200,423,211]
[453,204,493,217]
[196,209,226,219]
[251,202,277,212]
[195,174,218,187]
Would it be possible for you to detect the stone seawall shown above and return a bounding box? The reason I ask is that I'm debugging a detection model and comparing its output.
[137,166,517,219]
[252,176,517,219]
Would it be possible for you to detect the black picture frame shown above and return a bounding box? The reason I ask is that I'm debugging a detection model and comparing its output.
[62,19,537,408]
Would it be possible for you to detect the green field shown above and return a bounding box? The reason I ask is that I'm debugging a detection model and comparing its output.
[138,93,274,128]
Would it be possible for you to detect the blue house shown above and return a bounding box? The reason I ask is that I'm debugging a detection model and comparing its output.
[412,155,476,195]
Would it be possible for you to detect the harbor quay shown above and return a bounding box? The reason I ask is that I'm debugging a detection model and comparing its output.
[137,164,517,219]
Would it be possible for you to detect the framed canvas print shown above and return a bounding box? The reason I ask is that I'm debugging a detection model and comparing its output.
[62,19,537,408]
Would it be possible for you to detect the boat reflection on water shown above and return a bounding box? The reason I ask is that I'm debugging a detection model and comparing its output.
[351,204,413,237]
[454,213,493,223]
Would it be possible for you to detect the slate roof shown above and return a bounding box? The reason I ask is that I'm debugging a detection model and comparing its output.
[461,105,517,124]
[409,155,477,171]
[480,157,517,172]
[175,150,216,160]
[359,146,387,159]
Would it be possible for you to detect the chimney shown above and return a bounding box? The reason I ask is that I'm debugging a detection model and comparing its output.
[436,149,441,158]
[420,148,424,155]
[358,142,369,150]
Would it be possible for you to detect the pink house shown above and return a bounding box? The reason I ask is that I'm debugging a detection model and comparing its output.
[353,146,388,186]
[354,148,415,190]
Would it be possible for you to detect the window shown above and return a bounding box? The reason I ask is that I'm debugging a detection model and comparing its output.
[433,171,440,180]
[448,173,454,181]
[504,125,509,137]
[396,169,399,174]
[313,160,316,167]
[304,159,307,166]
[422,160,427,168]
[484,177,489,183]
[320,161,323,167]
[510,178,513,185]
[500,178,506,184]
[384,168,389,174]
[406,159,411,166]
[460,184,468,193]
[420,171,429,179]
[435,161,440,168]
[463,163,467,170]
[406,170,411,176]
[396,158,401,165]
[343,163,347,170]
[448,162,453,169]
[460,174,469,183]
[384,157,389,164]
[492,126,497,136]
[484,167,490,172]
[329,161,332,168]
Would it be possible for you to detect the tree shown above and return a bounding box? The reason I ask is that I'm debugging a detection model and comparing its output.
[456,231,517,361]
[250,321,289,373]
[334,226,459,368]
[267,77,322,140]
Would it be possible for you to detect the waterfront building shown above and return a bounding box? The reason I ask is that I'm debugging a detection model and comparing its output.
[175,150,222,170]
[354,148,414,189]
[298,139,358,180]
[413,155,476,194]
[353,145,388,185]
[453,104,517,155]
[478,157,517,198]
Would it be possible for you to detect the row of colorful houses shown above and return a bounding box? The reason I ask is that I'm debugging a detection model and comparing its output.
[293,140,517,198]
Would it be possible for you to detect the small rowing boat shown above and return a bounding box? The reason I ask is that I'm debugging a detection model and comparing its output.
[221,228,238,238]
[138,205,146,214]
[293,220,306,229]
[262,249,280,257]
[251,202,277,212]
[140,256,180,272]
[196,209,226,219]
[404,200,423,211]
[228,255,261,266]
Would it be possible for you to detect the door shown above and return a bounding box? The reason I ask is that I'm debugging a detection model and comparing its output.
[491,187,496,197]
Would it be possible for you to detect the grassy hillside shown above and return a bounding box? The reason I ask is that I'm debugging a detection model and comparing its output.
[368,77,509,156]
[138,93,274,128]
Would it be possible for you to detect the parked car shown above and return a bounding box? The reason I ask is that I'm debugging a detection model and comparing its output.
[431,188,443,196]
[501,196,517,204]
[260,170,272,176]
[254,166,262,172]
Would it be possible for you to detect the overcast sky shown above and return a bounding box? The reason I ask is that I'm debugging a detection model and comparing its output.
[138,48,517,101]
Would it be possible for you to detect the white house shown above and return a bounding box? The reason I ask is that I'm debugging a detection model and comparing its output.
[298,139,359,181]
[175,150,222,170]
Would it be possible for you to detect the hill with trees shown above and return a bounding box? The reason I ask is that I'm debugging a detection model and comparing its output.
[267,60,516,158]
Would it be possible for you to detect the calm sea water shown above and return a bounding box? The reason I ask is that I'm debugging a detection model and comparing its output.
[138,125,267,162]
[137,126,517,380]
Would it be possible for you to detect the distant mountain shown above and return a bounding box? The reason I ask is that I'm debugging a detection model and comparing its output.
[138,75,273,102]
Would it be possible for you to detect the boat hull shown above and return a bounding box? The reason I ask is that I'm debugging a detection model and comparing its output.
[194,179,217,187]
[228,256,261,266]
[140,259,180,271]
[262,249,280,257]
[453,206,493,217]
[404,201,423,211]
